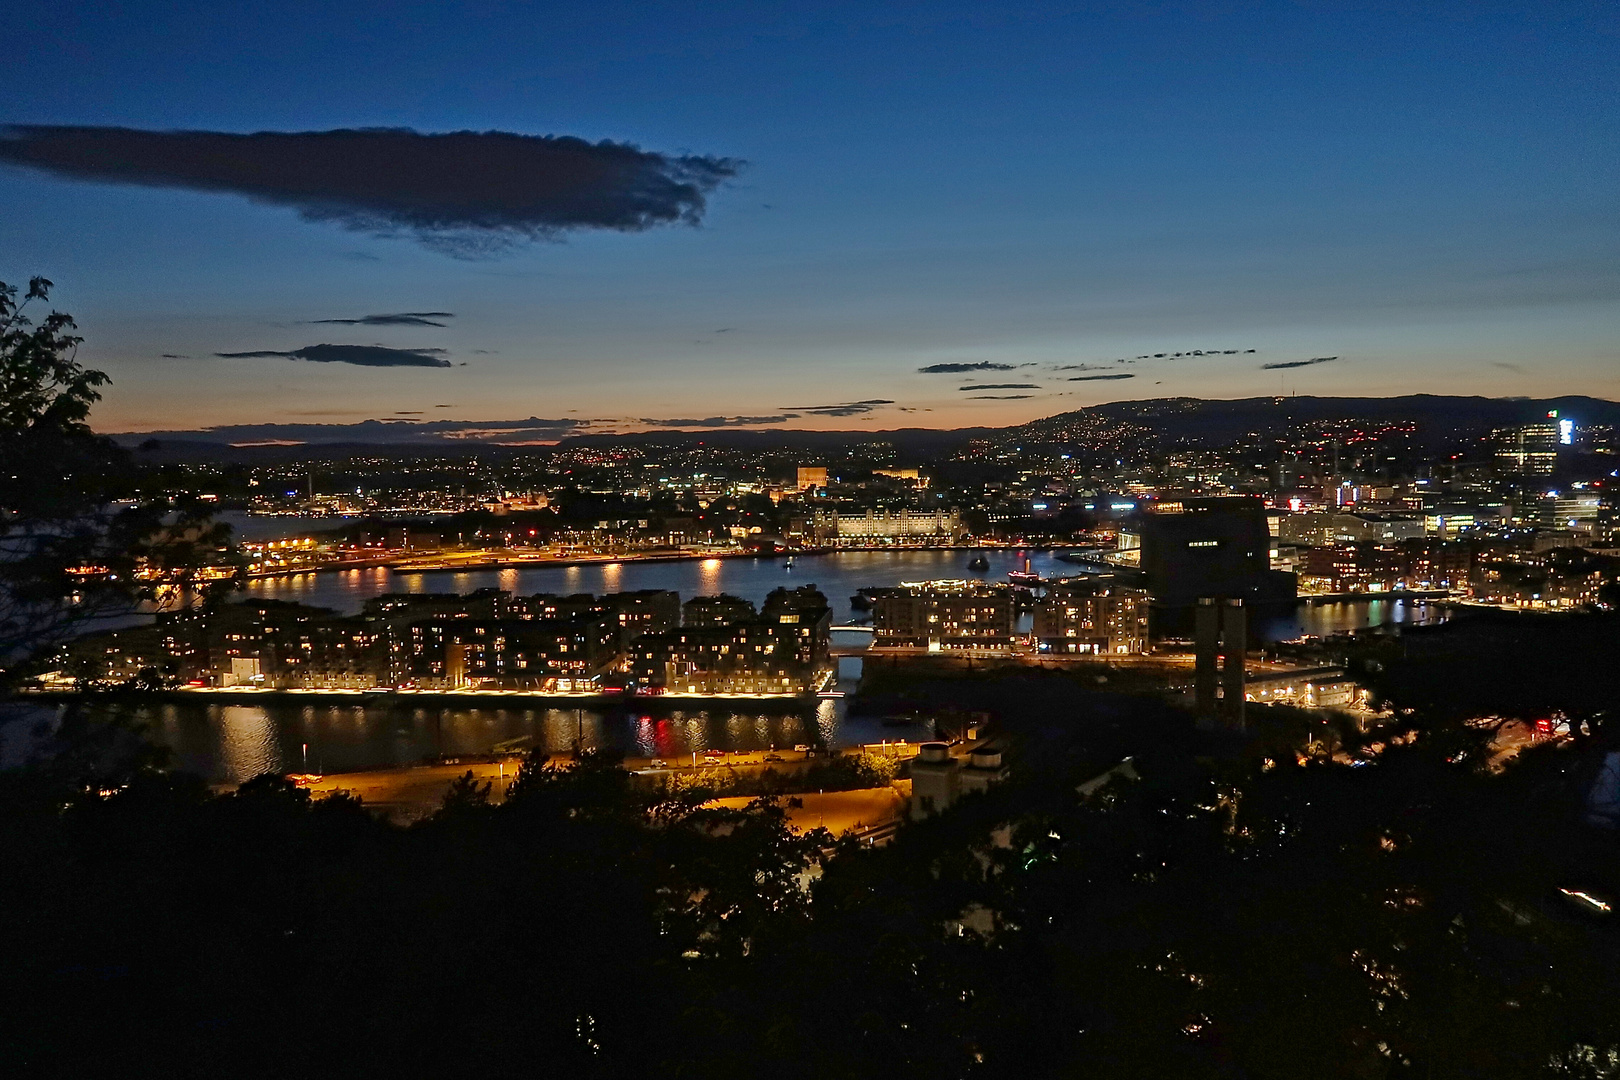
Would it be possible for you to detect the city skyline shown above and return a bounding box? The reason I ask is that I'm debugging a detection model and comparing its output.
[3,1,1617,436]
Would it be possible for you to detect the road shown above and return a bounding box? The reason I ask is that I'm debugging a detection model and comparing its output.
[708,784,909,837]
[294,744,921,822]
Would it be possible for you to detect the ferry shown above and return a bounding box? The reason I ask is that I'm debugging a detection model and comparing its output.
[1007,557,1042,587]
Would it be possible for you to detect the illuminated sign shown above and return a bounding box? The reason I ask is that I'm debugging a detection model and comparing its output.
[1558,418,1574,445]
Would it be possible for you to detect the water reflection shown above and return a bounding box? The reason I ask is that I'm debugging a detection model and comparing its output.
[98,552,1454,783]
[218,706,278,779]
[246,551,1448,644]
[1255,599,1444,641]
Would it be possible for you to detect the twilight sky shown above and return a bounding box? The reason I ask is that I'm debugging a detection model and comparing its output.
[3,1,1617,442]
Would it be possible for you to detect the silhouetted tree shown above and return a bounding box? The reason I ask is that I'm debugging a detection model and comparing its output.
[0,276,239,685]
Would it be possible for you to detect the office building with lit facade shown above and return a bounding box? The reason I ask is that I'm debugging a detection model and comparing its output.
[1494,416,1562,475]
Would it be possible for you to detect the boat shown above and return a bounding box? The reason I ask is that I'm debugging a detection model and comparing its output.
[1007,557,1042,587]
[967,555,989,571]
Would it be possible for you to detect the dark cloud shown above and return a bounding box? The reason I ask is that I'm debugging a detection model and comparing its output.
[1051,363,1113,371]
[1492,361,1526,373]
[959,383,1040,391]
[1131,348,1256,360]
[639,415,794,428]
[215,343,453,368]
[917,362,1018,373]
[968,395,1034,400]
[0,125,742,256]
[110,416,589,446]
[159,353,188,359]
[312,311,455,327]
[1259,355,1340,370]
[777,399,895,417]
[1067,373,1136,382]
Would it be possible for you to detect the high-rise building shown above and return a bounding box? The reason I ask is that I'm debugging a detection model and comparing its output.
[1137,497,1296,608]
[1494,415,1561,475]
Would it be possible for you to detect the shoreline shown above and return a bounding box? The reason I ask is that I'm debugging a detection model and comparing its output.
[246,543,1068,580]
[22,686,826,709]
[1297,589,1454,604]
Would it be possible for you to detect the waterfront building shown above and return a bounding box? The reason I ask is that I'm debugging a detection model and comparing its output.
[761,585,833,668]
[412,615,618,690]
[1297,539,1474,594]
[632,622,812,694]
[634,585,831,694]
[684,593,758,627]
[868,581,1016,652]
[811,507,966,544]
[1275,511,1427,547]
[1033,577,1150,655]
[599,589,682,647]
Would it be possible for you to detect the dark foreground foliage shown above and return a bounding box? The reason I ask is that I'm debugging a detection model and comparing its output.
[4,686,1619,1080]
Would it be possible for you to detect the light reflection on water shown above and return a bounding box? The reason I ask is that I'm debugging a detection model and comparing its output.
[34,696,910,785]
[56,553,1449,784]
[1255,599,1443,640]
[244,551,1447,644]
[218,706,279,779]
[243,550,1081,625]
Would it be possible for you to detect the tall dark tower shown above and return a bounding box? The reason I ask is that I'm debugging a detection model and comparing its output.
[1194,596,1247,732]
[1195,598,1220,718]
[1220,599,1247,730]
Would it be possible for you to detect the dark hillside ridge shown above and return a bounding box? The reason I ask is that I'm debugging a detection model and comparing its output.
[1008,394,1620,449]
[110,395,1617,462]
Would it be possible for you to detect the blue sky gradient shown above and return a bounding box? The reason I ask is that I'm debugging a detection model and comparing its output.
[3,1,1616,436]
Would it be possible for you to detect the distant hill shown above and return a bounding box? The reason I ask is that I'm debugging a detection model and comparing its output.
[109,395,1617,461]
[113,427,999,463]
[1003,394,1620,449]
